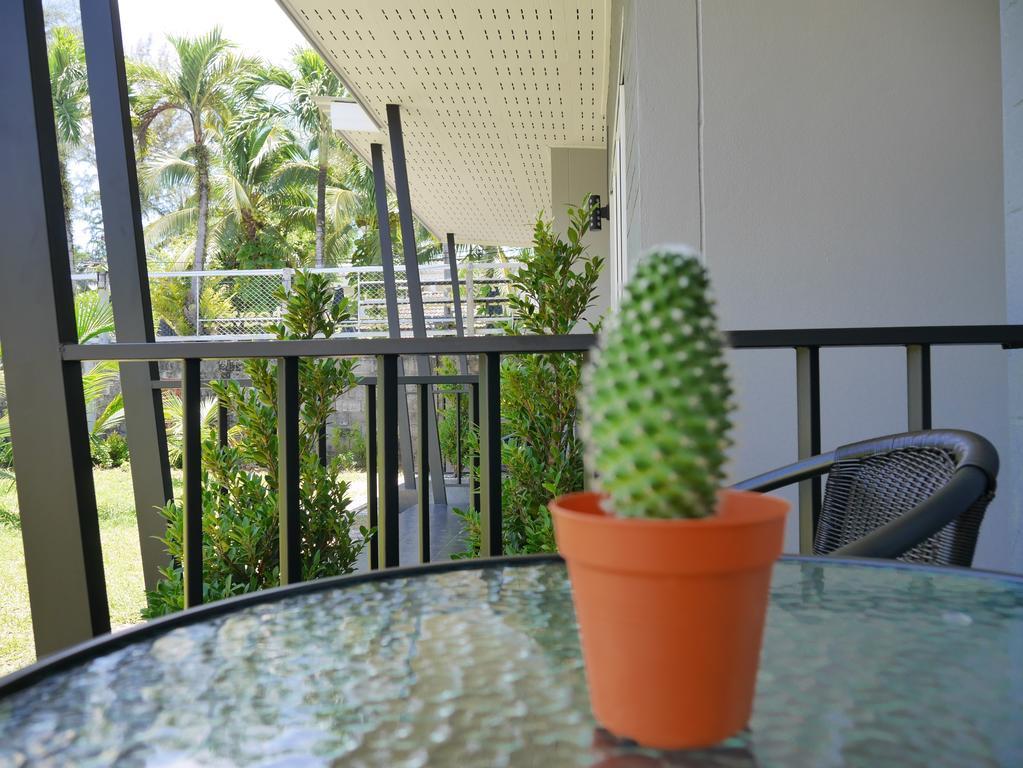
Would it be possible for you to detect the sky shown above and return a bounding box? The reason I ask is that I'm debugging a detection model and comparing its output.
[117,0,309,65]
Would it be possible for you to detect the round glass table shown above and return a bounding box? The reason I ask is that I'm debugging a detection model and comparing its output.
[1,555,1021,767]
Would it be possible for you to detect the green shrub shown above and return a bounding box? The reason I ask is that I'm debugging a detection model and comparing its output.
[455,197,603,556]
[91,432,130,469]
[435,356,471,471]
[150,276,236,336]
[144,272,367,616]
[332,425,367,471]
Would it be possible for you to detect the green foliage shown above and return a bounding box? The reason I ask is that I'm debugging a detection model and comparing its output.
[507,199,605,335]
[435,356,471,470]
[456,198,603,555]
[150,277,236,336]
[91,432,129,469]
[581,247,733,519]
[332,426,367,471]
[161,389,219,468]
[144,272,366,616]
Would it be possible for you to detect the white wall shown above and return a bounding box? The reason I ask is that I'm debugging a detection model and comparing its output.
[550,147,611,330]
[610,0,1014,569]
[1003,0,1023,571]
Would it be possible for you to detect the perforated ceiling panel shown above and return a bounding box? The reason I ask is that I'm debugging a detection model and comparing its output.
[278,2,609,246]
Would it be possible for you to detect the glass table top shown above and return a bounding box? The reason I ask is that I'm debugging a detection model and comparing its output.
[1,557,1021,767]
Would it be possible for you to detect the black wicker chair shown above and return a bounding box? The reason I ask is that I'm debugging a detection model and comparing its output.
[733,430,998,567]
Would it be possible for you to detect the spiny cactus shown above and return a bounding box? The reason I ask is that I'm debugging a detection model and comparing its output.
[580,246,734,519]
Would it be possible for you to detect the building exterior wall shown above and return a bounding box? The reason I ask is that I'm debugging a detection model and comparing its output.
[550,147,611,329]
[608,0,1014,569]
[1003,0,1023,571]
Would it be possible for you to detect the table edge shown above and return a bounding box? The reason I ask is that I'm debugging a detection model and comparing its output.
[1,553,1020,699]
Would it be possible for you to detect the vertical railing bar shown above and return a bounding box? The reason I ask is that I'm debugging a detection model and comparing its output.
[795,346,822,554]
[906,343,932,431]
[277,356,302,585]
[466,264,476,336]
[456,390,463,485]
[470,381,481,517]
[418,382,431,563]
[217,399,228,448]
[182,358,203,608]
[478,352,502,556]
[376,354,400,567]
[318,422,328,467]
[216,396,229,496]
[366,384,379,571]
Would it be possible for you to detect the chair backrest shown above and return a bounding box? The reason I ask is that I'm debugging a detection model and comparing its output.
[814,431,998,566]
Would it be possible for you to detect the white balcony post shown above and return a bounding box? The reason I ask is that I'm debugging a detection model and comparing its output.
[466,263,476,336]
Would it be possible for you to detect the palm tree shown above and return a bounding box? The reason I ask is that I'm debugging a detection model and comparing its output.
[257,50,348,267]
[143,110,304,269]
[47,26,89,268]
[332,159,442,267]
[273,135,362,266]
[130,29,251,325]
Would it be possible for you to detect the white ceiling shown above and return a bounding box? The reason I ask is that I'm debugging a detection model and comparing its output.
[277,1,609,246]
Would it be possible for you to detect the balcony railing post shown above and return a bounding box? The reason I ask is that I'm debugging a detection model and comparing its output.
[194,274,202,336]
[217,396,229,496]
[456,390,463,484]
[366,384,378,570]
[182,357,204,607]
[277,356,302,585]
[906,344,932,431]
[418,383,431,563]
[466,264,476,336]
[470,381,481,516]
[376,355,401,567]
[318,422,328,467]
[217,399,229,449]
[478,352,502,556]
[795,346,822,554]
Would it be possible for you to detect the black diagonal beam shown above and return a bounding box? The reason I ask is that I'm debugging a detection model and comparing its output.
[80,0,174,593]
[0,0,110,654]
[370,141,415,485]
[386,104,447,505]
[446,233,469,374]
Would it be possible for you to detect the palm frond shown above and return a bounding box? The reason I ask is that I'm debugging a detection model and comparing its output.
[75,291,116,343]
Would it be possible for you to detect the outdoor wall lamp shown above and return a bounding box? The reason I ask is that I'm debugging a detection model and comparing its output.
[589,194,610,230]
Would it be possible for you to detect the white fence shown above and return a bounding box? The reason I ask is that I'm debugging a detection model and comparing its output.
[73,262,522,340]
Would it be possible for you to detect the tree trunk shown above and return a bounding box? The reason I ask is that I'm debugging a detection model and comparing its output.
[315,125,328,268]
[190,141,210,333]
[59,152,75,270]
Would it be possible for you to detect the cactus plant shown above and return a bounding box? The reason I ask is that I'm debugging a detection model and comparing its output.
[580,246,733,519]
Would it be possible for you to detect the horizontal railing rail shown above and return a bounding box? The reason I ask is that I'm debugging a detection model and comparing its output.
[59,324,1023,610]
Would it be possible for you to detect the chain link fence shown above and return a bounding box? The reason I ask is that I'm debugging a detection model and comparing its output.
[148,263,521,339]
[69,263,522,339]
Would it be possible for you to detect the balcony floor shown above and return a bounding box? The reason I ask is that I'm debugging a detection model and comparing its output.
[354,478,470,570]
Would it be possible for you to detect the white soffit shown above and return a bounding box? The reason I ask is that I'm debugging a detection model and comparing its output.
[278,2,610,246]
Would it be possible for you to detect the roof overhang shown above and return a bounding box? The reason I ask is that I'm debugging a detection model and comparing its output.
[277,1,610,246]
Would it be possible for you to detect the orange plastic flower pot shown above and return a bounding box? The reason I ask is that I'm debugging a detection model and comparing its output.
[550,489,789,750]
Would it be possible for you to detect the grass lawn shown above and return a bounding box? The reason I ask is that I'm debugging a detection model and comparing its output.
[0,466,181,677]
[0,466,367,678]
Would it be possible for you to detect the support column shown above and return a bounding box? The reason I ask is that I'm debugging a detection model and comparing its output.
[387,104,447,505]
[80,0,174,592]
[446,233,469,374]
[0,0,110,654]
[370,142,415,487]
[795,346,822,554]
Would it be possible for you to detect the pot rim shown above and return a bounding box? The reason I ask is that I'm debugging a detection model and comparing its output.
[550,489,789,530]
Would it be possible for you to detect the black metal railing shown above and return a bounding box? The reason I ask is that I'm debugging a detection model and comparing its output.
[61,325,1023,607]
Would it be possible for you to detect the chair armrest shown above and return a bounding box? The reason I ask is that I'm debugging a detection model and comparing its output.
[833,466,990,560]
[732,452,836,494]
